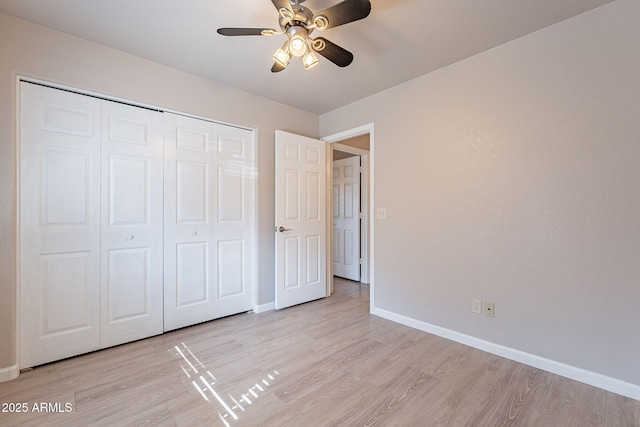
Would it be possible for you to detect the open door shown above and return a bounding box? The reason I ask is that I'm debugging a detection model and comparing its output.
[275,130,327,309]
[332,155,361,281]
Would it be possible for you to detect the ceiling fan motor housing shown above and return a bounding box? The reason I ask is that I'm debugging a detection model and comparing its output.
[279,4,315,34]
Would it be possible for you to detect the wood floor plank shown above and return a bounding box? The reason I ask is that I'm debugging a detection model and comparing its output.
[72,403,178,427]
[0,278,637,426]
[568,383,608,426]
[332,366,439,426]
[605,391,640,427]
[530,374,582,425]
[271,338,386,404]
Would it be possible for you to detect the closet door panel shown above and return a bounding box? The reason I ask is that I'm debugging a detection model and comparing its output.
[176,242,209,306]
[210,124,256,318]
[164,114,216,331]
[100,101,164,347]
[218,239,245,298]
[177,160,208,223]
[20,83,101,368]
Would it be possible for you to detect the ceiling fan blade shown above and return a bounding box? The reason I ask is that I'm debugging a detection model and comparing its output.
[272,0,293,15]
[217,28,276,36]
[313,0,371,30]
[271,62,287,73]
[311,37,354,67]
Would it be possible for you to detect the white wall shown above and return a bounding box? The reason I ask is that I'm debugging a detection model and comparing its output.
[0,13,318,376]
[321,0,640,395]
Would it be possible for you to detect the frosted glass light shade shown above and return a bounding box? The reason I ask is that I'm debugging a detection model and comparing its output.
[273,48,291,67]
[289,36,307,57]
[303,51,319,69]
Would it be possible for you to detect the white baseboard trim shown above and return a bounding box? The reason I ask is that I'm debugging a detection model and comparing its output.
[253,302,275,314]
[0,364,19,383]
[372,307,640,401]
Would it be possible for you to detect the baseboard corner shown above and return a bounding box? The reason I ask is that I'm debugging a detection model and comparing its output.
[253,302,275,314]
[0,364,20,383]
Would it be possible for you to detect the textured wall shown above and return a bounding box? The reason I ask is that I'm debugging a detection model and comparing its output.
[321,0,640,387]
[0,13,318,375]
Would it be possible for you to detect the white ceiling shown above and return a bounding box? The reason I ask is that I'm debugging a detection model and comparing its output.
[0,0,614,114]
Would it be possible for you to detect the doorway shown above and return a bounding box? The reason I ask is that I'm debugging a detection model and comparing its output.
[324,124,374,305]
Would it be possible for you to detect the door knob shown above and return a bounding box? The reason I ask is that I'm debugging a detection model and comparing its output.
[276,226,292,232]
[127,235,134,240]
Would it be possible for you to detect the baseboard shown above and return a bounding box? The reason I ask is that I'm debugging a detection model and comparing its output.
[253,302,275,314]
[372,307,640,401]
[0,364,19,383]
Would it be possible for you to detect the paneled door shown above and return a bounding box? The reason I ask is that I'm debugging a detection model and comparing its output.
[20,83,102,367]
[332,156,361,281]
[100,101,164,347]
[164,113,255,331]
[20,83,164,367]
[275,130,327,309]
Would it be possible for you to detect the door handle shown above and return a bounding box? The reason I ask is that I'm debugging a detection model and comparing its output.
[276,226,292,232]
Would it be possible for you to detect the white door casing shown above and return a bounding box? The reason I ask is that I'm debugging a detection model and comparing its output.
[99,101,164,347]
[332,156,361,281]
[275,130,327,309]
[20,83,103,367]
[163,113,255,331]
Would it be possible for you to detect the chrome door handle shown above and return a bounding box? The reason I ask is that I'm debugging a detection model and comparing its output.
[276,226,292,232]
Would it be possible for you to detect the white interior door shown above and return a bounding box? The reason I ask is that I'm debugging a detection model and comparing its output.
[100,101,164,347]
[164,113,255,331]
[332,156,361,281]
[20,83,102,367]
[275,130,327,309]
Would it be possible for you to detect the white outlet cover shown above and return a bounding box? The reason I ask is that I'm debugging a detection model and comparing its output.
[376,207,387,219]
[484,302,495,317]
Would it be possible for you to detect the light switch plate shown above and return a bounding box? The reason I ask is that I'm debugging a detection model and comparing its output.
[376,207,387,220]
[472,299,482,314]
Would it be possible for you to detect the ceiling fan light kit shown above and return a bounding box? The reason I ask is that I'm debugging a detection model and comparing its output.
[273,43,292,68]
[217,0,371,72]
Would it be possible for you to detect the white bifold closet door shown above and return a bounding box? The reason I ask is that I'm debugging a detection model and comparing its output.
[20,83,164,368]
[163,113,255,331]
[99,101,164,347]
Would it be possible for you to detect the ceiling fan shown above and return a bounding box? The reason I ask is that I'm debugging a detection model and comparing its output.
[217,0,372,72]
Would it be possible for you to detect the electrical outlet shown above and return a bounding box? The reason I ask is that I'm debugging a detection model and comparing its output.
[484,302,495,317]
[376,207,387,220]
[472,299,482,314]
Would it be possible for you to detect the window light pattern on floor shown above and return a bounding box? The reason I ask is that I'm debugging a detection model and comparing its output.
[170,342,279,426]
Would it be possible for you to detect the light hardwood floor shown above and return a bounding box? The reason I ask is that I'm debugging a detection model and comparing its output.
[1,278,638,426]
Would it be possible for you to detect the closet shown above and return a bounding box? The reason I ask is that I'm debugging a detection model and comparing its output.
[19,82,256,368]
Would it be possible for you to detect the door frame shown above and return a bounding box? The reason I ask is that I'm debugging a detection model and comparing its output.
[322,123,374,312]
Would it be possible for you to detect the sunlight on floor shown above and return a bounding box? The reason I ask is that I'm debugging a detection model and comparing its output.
[170,342,279,426]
